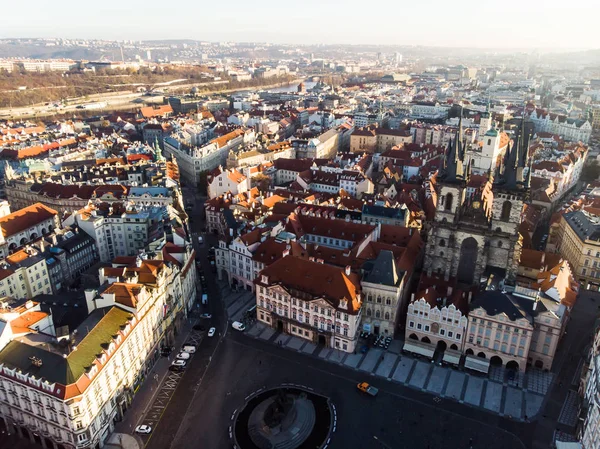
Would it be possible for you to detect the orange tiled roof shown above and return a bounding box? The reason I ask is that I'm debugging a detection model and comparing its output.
[256,256,362,314]
[10,311,49,335]
[0,203,57,238]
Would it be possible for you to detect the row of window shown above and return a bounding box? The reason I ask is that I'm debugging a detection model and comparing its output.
[408,321,462,340]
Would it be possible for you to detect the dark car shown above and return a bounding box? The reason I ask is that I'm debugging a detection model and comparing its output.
[169,365,185,372]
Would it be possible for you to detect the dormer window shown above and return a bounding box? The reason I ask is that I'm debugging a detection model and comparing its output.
[261,275,269,284]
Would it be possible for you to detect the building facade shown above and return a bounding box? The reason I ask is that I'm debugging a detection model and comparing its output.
[255,256,362,353]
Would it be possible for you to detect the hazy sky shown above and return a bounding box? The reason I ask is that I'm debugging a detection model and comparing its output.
[2,0,599,49]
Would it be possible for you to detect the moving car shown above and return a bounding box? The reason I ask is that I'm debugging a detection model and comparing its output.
[208,327,216,337]
[182,345,196,353]
[198,236,204,244]
[135,425,152,434]
[232,321,246,331]
[357,382,379,397]
[176,352,190,360]
[200,313,212,319]
[202,294,208,305]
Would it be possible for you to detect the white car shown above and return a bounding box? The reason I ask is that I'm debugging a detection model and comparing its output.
[135,425,152,434]
[182,345,196,353]
[171,359,186,367]
[232,321,246,331]
[176,352,190,360]
[208,327,216,337]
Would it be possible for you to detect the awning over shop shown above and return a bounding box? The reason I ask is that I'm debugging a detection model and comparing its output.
[442,349,462,365]
[464,355,490,374]
[403,340,435,358]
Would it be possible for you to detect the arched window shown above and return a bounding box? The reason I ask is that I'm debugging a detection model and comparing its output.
[439,239,446,247]
[377,296,382,304]
[487,139,491,146]
[497,241,503,248]
[445,193,453,211]
[375,310,381,318]
[440,251,444,257]
[386,298,391,305]
[384,312,390,320]
[501,201,512,221]
[366,309,372,317]
[368,294,373,302]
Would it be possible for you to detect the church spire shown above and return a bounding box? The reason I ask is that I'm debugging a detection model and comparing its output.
[494,118,530,191]
[439,106,468,184]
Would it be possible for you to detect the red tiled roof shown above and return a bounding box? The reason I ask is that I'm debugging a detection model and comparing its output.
[140,105,173,118]
[255,256,362,314]
[0,203,57,238]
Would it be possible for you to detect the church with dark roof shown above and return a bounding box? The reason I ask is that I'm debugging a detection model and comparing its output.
[423,114,532,287]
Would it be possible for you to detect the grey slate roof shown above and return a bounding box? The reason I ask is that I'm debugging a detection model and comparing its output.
[364,250,401,286]
[469,290,534,325]
[564,210,600,242]
[362,204,406,220]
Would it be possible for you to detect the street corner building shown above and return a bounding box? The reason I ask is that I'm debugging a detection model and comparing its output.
[254,255,362,353]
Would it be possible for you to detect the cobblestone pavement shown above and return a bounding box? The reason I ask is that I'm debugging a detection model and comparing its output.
[557,390,580,427]
[242,320,551,422]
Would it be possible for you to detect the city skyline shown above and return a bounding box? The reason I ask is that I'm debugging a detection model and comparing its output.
[2,0,599,50]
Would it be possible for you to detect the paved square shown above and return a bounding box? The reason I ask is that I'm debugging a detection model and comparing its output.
[328,349,346,364]
[387,340,403,354]
[425,366,448,395]
[343,352,363,369]
[525,392,544,419]
[391,359,415,383]
[285,336,305,351]
[558,391,580,426]
[527,369,554,395]
[444,371,466,400]
[258,327,275,341]
[274,334,290,345]
[318,348,332,359]
[301,342,317,354]
[247,323,265,337]
[409,361,431,389]
[359,349,382,372]
[483,381,503,413]
[504,387,523,419]
[463,376,484,406]
[375,354,398,378]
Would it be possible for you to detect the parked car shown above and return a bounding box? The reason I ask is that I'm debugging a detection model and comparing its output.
[182,345,196,353]
[232,321,246,331]
[176,352,190,360]
[135,425,152,434]
[357,382,379,397]
[171,359,186,367]
[208,327,216,337]
[169,364,185,372]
